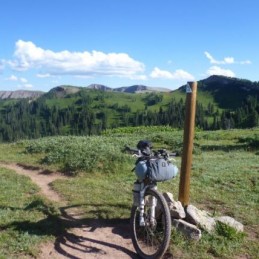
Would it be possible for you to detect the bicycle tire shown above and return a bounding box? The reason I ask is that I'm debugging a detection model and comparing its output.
[130,188,171,259]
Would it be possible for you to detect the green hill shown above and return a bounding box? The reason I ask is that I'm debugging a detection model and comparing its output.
[0,75,258,142]
[197,75,259,109]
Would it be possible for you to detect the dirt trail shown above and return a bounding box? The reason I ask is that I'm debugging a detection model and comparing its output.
[0,163,138,259]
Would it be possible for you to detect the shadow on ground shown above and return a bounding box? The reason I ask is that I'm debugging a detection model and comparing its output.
[2,201,139,259]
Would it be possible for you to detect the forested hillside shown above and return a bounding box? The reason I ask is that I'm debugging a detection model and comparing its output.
[0,75,259,142]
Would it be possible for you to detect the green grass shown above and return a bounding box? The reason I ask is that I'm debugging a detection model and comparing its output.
[0,142,44,167]
[51,172,134,220]
[0,167,60,258]
[0,127,258,258]
[45,96,79,108]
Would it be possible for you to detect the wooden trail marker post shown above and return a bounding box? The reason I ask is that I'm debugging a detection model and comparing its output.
[178,81,197,207]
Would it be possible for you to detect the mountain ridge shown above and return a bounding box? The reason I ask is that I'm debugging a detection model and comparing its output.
[0,90,44,100]
[1,75,258,100]
[0,75,259,142]
[0,84,171,99]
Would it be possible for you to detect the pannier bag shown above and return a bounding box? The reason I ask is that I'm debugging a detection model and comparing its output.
[135,158,178,182]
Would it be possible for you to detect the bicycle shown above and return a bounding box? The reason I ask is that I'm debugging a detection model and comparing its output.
[125,141,178,259]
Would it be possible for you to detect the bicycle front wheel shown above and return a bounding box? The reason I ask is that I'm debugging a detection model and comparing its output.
[130,188,171,259]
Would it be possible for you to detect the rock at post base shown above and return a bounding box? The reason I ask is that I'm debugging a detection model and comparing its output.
[168,201,186,219]
[186,204,216,233]
[163,192,186,219]
[172,219,202,240]
[163,192,174,203]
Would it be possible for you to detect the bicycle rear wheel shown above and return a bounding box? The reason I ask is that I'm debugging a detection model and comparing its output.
[130,188,171,259]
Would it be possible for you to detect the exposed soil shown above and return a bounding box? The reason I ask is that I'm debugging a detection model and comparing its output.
[0,163,139,259]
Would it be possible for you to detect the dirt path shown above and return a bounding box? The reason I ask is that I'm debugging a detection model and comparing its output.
[0,163,138,259]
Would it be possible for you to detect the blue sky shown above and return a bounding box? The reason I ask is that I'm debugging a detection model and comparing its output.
[0,0,258,92]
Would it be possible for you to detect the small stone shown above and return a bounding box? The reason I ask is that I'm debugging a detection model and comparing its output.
[168,201,186,219]
[163,192,174,203]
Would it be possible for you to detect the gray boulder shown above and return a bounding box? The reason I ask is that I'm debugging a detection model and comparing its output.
[163,192,186,219]
[186,204,216,233]
[168,201,186,219]
[172,219,202,240]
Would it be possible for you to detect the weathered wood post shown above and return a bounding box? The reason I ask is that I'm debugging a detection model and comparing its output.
[178,81,197,207]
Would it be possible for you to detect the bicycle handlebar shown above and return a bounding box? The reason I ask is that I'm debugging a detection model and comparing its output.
[124,145,177,158]
[124,145,139,154]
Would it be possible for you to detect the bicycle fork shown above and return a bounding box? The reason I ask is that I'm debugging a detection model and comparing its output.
[139,185,157,227]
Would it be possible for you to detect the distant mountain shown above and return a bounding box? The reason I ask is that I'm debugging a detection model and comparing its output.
[49,85,82,94]
[87,84,171,93]
[0,90,44,100]
[0,84,170,100]
[114,85,171,93]
[47,85,82,97]
[177,75,259,109]
[86,84,112,91]
[1,75,258,104]
[1,75,259,142]
[198,75,259,109]
[200,75,259,92]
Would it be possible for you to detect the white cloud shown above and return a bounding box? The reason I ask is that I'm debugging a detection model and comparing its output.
[224,57,234,64]
[207,66,235,77]
[5,74,31,88]
[37,73,51,78]
[240,60,251,65]
[5,75,29,83]
[150,67,195,81]
[204,51,251,65]
[20,77,28,83]
[6,75,18,81]
[204,51,219,64]
[8,40,145,78]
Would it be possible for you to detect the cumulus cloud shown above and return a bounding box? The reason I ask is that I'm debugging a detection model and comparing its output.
[6,75,18,81]
[150,67,195,81]
[204,51,251,65]
[5,74,28,83]
[5,74,31,88]
[8,40,145,78]
[207,66,235,77]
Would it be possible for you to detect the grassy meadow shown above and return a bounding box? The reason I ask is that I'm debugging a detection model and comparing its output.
[0,126,258,258]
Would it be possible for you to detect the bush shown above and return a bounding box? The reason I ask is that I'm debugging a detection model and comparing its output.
[23,129,185,174]
[215,222,245,241]
[238,134,259,149]
[24,136,135,174]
